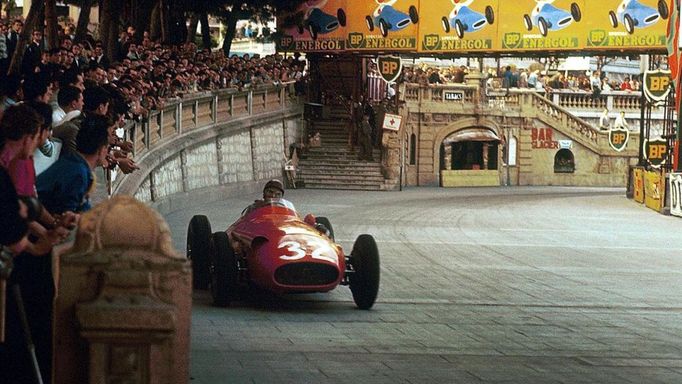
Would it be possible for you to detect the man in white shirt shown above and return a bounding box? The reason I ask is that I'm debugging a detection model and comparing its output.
[599,108,610,130]
[614,111,629,130]
[52,85,83,127]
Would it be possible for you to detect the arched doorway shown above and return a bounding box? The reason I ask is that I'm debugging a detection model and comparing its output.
[440,128,501,187]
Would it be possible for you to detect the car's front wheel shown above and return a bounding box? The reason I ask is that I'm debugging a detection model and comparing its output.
[571,3,582,22]
[338,9,347,27]
[379,18,389,37]
[609,11,618,28]
[659,0,669,19]
[523,14,533,31]
[624,13,635,34]
[210,232,239,307]
[409,6,419,24]
[187,215,211,290]
[455,19,465,39]
[366,15,374,31]
[349,234,380,310]
[485,6,495,24]
[538,17,549,37]
[315,216,335,241]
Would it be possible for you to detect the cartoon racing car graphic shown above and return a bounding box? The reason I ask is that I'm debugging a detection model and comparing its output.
[441,0,495,39]
[187,198,380,309]
[523,0,582,37]
[296,0,347,40]
[608,0,669,35]
[366,0,419,38]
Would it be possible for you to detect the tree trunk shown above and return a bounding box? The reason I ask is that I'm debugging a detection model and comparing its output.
[75,0,96,43]
[45,0,59,49]
[149,0,161,41]
[133,0,155,43]
[186,12,198,43]
[158,0,168,44]
[199,11,210,49]
[100,0,111,48]
[222,9,240,57]
[8,0,44,75]
[107,3,119,62]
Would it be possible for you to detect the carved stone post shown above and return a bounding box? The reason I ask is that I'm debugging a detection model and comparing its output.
[53,195,191,384]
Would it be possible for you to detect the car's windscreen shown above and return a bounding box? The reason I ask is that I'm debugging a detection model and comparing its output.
[263,198,297,212]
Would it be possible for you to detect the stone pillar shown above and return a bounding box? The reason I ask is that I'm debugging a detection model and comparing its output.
[53,195,191,384]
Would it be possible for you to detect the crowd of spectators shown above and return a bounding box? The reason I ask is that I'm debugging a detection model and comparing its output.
[0,16,308,383]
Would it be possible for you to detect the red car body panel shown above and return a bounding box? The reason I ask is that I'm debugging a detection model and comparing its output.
[226,200,346,294]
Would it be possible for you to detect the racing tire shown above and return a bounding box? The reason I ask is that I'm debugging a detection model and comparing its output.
[366,15,374,31]
[187,215,211,290]
[485,6,495,24]
[337,9,347,27]
[442,16,450,33]
[609,10,618,28]
[210,231,239,307]
[624,14,634,34]
[379,18,389,38]
[349,234,380,310]
[571,3,582,22]
[538,17,549,37]
[659,0,669,19]
[315,216,335,241]
[523,14,533,31]
[409,6,419,24]
[308,23,318,40]
[455,19,465,39]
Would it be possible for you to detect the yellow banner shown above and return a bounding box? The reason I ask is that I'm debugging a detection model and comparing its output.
[644,169,664,211]
[278,0,348,52]
[633,167,645,203]
[418,0,498,53]
[346,0,421,50]
[585,0,668,50]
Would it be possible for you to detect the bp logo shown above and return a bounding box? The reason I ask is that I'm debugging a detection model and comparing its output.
[608,126,629,152]
[502,33,521,49]
[279,35,294,50]
[588,30,608,46]
[644,137,668,168]
[423,34,440,50]
[348,32,364,49]
[643,69,672,103]
[377,55,402,83]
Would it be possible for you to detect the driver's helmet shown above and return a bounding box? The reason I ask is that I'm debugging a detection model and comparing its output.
[263,179,285,196]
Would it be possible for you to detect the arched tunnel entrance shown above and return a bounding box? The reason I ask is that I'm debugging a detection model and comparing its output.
[439,128,501,187]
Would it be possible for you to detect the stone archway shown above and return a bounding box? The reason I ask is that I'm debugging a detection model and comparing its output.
[432,118,503,187]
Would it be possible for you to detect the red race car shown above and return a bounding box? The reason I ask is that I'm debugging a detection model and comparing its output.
[187,198,380,309]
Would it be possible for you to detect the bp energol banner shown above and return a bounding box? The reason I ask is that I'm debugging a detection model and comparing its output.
[585,0,669,49]
[277,0,348,52]
[418,0,499,53]
[346,0,421,50]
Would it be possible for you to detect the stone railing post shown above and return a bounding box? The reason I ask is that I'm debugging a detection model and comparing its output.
[53,196,191,384]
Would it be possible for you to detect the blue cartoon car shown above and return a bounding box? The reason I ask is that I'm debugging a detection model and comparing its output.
[442,3,495,39]
[523,0,582,37]
[297,7,347,40]
[366,0,419,38]
[609,0,669,35]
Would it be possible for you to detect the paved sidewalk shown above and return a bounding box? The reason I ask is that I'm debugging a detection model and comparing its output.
[163,187,682,384]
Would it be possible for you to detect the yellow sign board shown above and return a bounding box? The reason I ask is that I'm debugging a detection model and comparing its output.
[585,0,668,50]
[278,0,348,52]
[346,0,421,51]
[418,0,498,53]
[644,169,664,211]
[633,167,645,203]
[498,0,585,51]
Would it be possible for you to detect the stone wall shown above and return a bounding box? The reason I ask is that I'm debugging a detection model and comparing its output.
[114,85,304,213]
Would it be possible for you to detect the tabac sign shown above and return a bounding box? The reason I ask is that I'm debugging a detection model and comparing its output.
[377,55,403,83]
[608,126,630,152]
[643,69,672,103]
[644,137,668,168]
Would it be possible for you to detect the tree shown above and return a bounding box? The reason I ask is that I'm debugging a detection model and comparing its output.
[8,0,43,75]
[45,0,59,50]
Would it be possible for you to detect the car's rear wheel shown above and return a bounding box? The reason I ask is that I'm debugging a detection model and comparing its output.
[609,11,618,28]
[338,9,347,27]
[379,19,389,37]
[485,6,495,24]
[308,23,318,40]
[659,0,669,19]
[409,6,419,24]
[624,14,635,34]
[315,216,335,241]
[523,14,533,31]
[455,19,465,39]
[366,15,374,31]
[210,232,239,307]
[187,215,211,290]
[571,3,582,22]
[442,16,450,33]
[349,234,380,310]
[538,17,549,37]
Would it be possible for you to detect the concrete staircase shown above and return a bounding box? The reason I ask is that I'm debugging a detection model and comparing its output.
[298,107,396,191]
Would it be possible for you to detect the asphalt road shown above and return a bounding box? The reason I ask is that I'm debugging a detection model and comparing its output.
[162,186,682,384]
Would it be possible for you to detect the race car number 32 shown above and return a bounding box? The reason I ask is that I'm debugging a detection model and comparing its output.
[278,238,337,264]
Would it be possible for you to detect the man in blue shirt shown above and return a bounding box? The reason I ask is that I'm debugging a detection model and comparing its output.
[37,114,110,214]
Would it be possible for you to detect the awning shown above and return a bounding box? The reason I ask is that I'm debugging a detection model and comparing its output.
[444,128,500,143]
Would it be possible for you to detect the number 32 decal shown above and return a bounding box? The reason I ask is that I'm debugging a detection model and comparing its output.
[279,238,337,264]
